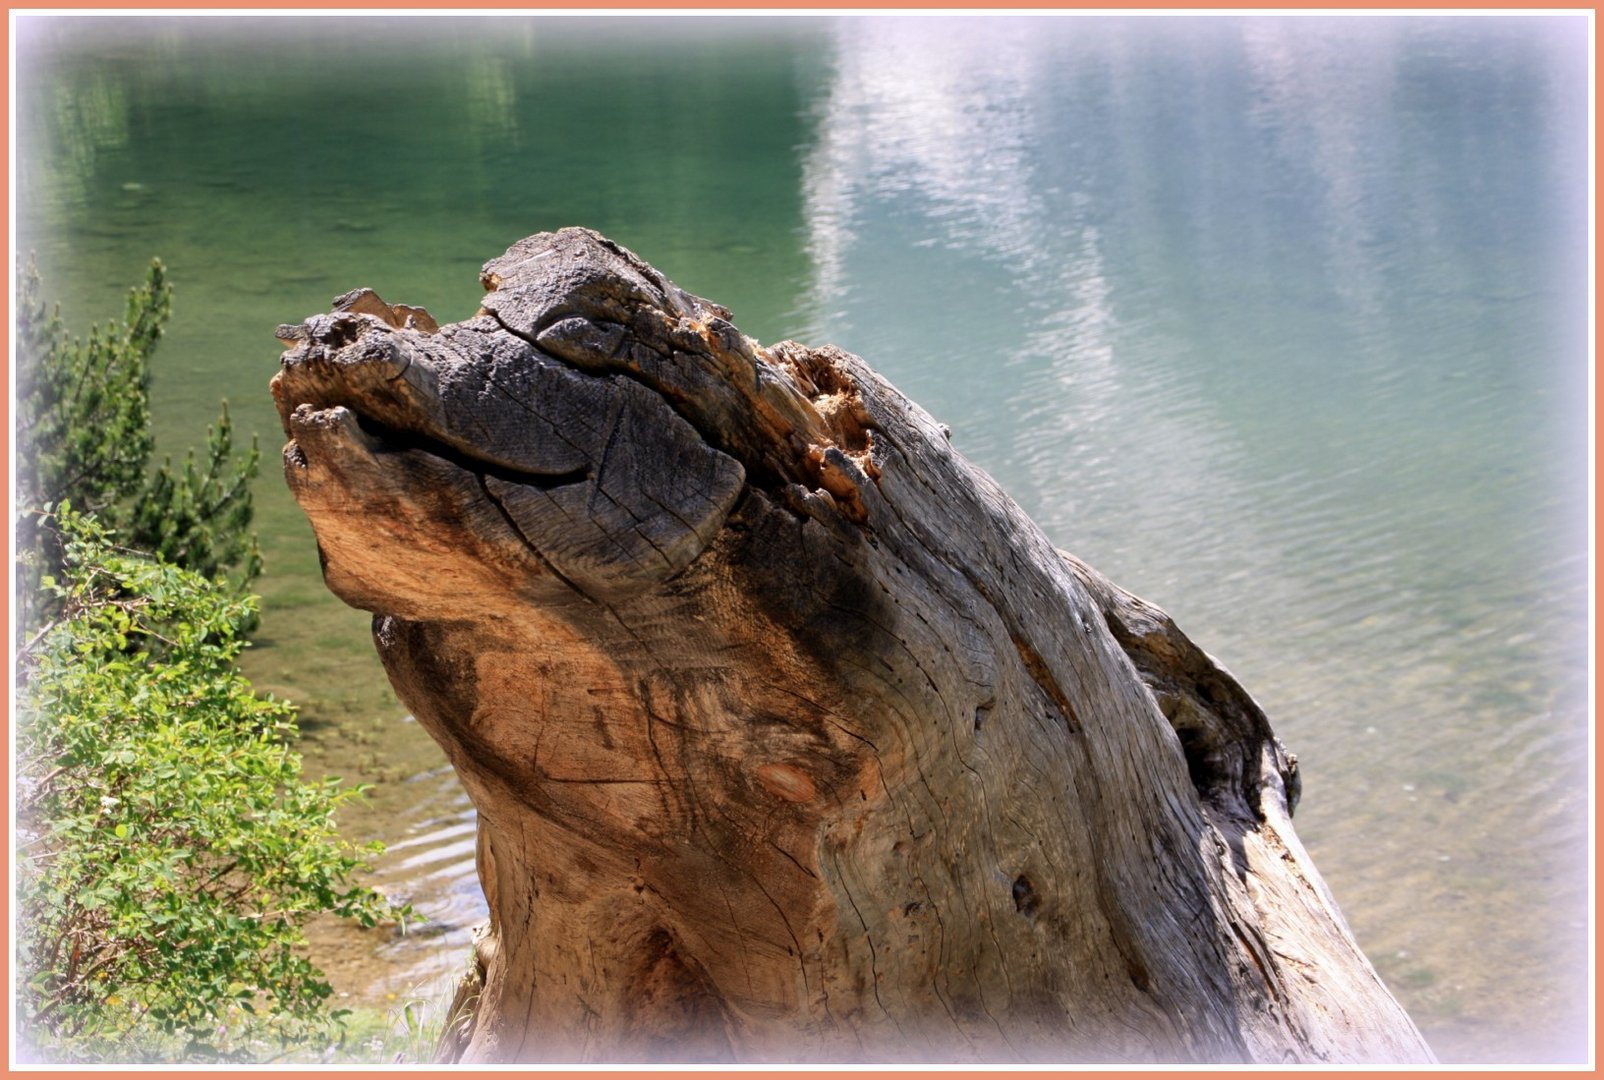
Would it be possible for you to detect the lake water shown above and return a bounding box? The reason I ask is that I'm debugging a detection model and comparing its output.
[14,14,1591,1064]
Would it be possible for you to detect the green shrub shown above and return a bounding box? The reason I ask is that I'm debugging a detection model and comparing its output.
[15,512,408,1063]
[13,261,408,1063]
[15,258,260,628]
[14,260,165,523]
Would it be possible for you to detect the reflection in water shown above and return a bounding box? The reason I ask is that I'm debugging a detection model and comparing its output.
[801,18,1047,310]
[463,55,521,154]
[798,16,1588,1064]
[18,71,130,228]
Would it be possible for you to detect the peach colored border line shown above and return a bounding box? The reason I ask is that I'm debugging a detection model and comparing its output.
[2,5,1595,1080]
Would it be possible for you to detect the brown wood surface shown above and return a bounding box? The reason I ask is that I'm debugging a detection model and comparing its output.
[272,228,1434,1064]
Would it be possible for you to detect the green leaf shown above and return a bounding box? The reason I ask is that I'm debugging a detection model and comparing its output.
[15,514,402,1064]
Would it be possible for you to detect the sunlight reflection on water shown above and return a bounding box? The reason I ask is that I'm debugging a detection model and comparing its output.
[792,16,1589,1063]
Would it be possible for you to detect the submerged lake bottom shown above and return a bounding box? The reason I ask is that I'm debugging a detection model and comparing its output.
[302,763,485,1020]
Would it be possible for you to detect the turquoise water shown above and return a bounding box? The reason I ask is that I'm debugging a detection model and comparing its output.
[14,15,1591,1063]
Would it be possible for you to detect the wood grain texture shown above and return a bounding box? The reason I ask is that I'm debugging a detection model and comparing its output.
[272,228,1434,1064]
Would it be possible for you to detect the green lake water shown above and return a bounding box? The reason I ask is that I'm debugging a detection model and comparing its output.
[13,14,1591,1064]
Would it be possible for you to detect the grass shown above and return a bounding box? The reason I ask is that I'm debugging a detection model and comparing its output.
[285,980,457,1065]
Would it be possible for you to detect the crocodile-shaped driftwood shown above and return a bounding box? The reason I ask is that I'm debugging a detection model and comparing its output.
[272,228,1433,1064]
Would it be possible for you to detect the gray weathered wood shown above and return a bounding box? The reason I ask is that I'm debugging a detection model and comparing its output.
[272,227,1434,1064]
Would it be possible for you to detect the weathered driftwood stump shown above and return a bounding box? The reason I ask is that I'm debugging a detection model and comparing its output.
[272,228,1433,1064]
